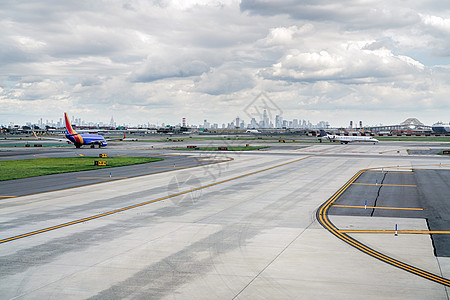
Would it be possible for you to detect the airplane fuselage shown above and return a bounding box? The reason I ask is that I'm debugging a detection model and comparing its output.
[329,135,378,144]
[65,133,107,148]
[318,130,379,144]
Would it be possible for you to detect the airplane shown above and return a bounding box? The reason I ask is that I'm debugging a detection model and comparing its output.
[318,130,379,144]
[33,113,109,148]
[64,113,107,148]
[246,129,260,133]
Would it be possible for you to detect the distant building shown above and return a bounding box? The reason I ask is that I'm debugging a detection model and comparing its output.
[249,118,258,129]
[275,115,282,128]
[369,118,431,133]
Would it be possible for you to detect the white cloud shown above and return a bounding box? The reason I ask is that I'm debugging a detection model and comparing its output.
[195,65,256,95]
[421,14,450,32]
[261,41,425,83]
[131,57,210,82]
[1,0,450,127]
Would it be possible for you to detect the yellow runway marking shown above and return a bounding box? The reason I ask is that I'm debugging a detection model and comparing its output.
[331,204,423,211]
[339,230,450,234]
[0,195,17,198]
[33,155,48,158]
[365,171,414,174]
[351,183,416,187]
[76,177,128,180]
[117,154,127,156]
[0,150,334,245]
[317,168,450,287]
[147,166,185,169]
[376,167,412,170]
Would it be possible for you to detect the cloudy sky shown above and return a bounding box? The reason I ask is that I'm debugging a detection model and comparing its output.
[1,0,450,127]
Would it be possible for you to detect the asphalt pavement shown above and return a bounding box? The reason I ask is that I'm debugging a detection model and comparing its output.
[0,153,228,197]
[329,169,450,256]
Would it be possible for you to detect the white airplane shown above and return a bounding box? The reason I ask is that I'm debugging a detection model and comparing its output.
[318,130,379,144]
[246,129,260,133]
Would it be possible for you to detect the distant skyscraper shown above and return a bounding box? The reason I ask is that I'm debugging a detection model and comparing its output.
[275,115,282,128]
[263,110,269,128]
[182,117,186,127]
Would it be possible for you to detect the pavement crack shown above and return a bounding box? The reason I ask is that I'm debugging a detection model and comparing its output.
[370,172,387,217]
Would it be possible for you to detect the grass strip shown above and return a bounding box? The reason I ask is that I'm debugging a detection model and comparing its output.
[0,142,72,147]
[173,146,268,151]
[376,136,450,141]
[0,157,163,181]
[438,150,450,155]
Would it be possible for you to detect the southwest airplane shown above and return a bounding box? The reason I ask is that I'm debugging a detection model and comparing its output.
[318,130,379,144]
[64,113,107,148]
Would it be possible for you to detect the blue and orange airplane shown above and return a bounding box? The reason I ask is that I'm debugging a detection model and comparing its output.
[34,113,109,148]
[64,113,107,148]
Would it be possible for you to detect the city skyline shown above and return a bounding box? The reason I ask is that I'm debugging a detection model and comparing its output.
[1,113,330,130]
[4,108,422,131]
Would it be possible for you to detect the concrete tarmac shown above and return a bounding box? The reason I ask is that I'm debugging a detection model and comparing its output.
[0,143,449,298]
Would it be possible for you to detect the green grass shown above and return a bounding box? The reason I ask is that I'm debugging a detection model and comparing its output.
[173,146,268,151]
[0,142,72,147]
[267,139,320,143]
[376,136,450,142]
[189,136,311,141]
[0,157,163,181]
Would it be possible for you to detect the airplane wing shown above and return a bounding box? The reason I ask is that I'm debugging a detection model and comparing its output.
[104,132,126,142]
[33,131,70,143]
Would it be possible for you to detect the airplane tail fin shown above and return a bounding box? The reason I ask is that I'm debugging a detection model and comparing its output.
[64,112,78,135]
[319,130,327,137]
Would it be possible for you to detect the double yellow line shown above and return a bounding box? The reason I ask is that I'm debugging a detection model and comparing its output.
[351,183,416,187]
[316,169,450,286]
[331,204,422,211]
[340,230,450,234]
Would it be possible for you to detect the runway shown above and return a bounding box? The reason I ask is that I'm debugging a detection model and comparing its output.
[0,142,449,298]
